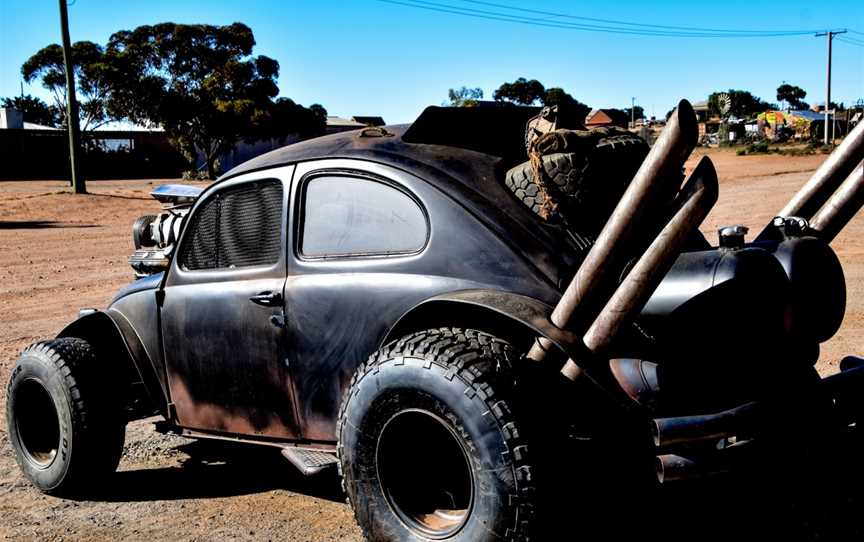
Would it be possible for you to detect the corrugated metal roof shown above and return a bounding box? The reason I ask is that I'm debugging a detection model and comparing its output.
[787,109,827,121]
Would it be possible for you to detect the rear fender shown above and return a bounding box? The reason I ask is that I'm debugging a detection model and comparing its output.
[58,311,167,419]
[382,289,579,356]
[383,289,641,412]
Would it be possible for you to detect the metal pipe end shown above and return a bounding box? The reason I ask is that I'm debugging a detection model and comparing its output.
[651,419,661,447]
[671,99,699,148]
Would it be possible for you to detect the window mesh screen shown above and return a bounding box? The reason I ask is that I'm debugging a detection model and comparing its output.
[181,180,282,270]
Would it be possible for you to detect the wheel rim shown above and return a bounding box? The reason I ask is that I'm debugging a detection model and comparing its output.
[14,379,61,468]
[376,409,474,539]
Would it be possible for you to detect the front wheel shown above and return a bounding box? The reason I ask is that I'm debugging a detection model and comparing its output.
[338,328,535,541]
[6,338,126,496]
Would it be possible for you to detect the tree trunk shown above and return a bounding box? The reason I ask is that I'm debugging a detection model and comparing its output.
[206,156,217,180]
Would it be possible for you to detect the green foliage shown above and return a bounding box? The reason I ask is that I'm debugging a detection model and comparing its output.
[445,87,484,107]
[543,87,590,122]
[104,22,322,179]
[493,78,546,106]
[737,141,770,155]
[182,169,212,180]
[776,83,808,110]
[623,105,645,122]
[0,94,59,127]
[21,41,114,130]
[490,79,591,123]
[708,89,775,119]
[254,97,327,143]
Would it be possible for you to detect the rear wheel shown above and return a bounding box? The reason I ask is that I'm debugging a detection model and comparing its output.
[6,338,126,496]
[338,328,534,541]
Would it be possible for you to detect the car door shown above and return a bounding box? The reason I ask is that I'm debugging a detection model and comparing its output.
[160,166,300,438]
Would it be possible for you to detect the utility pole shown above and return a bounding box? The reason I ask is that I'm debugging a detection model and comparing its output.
[816,30,847,146]
[58,0,85,194]
[631,97,636,129]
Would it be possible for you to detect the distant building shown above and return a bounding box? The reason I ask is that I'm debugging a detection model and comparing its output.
[691,100,710,123]
[0,108,23,129]
[584,108,628,128]
[326,115,387,134]
[351,116,386,127]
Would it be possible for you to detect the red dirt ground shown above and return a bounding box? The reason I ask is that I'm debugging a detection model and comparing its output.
[0,149,862,541]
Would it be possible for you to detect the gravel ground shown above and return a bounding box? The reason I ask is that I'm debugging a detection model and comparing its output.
[1,149,863,541]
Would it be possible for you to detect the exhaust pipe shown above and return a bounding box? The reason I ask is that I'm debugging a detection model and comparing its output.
[652,401,758,448]
[528,99,698,362]
[560,156,718,380]
[652,364,864,449]
[656,441,751,483]
[809,160,864,243]
[656,453,732,483]
[776,120,864,221]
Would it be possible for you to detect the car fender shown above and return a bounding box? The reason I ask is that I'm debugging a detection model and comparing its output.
[382,288,579,355]
[57,310,168,418]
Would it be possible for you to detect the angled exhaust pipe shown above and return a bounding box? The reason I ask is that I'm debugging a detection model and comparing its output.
[560,156,719,379]
[768,120,864,227]
[528,99,699,362]
[809,160,864,243]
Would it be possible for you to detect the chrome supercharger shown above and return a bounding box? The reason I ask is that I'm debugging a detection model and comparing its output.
[128,184,203,277]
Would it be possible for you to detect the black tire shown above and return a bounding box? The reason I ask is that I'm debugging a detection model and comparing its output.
[337,328,534,542]
[6,338,126,496]
[505,130,649,236]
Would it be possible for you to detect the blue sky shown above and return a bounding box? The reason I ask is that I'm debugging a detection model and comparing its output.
[1,0,862,124]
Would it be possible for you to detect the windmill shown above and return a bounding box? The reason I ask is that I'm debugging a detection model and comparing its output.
[717,93,732,119]
[717,93,733,144]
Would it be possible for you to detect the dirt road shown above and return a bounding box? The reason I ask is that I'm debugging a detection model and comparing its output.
[0,150,862,541]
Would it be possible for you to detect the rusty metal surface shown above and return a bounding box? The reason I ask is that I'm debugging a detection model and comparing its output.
[810,160,864,243]
[528,99,698,362]
[561,156,719,380]
[777,120,864,220]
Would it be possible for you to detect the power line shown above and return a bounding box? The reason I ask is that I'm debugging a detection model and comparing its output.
[837,36,864,47]
[453,0,823,35]
[375,0,838,38]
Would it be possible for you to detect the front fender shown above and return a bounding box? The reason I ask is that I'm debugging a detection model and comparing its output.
[58,310,168,418]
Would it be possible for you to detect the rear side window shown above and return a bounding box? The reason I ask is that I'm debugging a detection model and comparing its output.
[301,175,427,258]
[181,180,283,270]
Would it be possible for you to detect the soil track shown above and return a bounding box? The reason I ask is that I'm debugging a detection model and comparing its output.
[1,150,863,541]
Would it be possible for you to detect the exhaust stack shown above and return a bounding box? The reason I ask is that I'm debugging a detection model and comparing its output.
[528,99,699,362]
[774,120,864,222]
[561,157,719,379]
[809,160,864,243]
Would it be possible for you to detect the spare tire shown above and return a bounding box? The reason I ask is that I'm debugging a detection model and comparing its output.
[505,129,649,237]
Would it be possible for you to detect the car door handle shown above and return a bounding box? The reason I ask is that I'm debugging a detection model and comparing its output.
[249,291,283,307]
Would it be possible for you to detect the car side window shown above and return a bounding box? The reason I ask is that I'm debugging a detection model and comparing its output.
[180,179,283,270]
[300,175,428,258]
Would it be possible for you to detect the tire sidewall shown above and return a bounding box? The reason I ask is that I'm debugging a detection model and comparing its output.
[6,350,76,493]
[340,356,518,542]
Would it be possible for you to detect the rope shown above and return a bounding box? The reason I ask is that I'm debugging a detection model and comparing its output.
[528,142,558,220]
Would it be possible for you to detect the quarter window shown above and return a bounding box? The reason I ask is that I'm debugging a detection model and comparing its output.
[180,180,283,270]
[301,175,427,257]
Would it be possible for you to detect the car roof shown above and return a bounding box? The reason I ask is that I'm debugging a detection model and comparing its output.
[218,106,576,282]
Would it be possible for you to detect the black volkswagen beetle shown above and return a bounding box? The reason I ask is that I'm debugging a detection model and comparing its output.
[7,102,864,542]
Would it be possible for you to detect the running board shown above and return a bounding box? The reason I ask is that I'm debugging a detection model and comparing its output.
[280,447,339,476]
